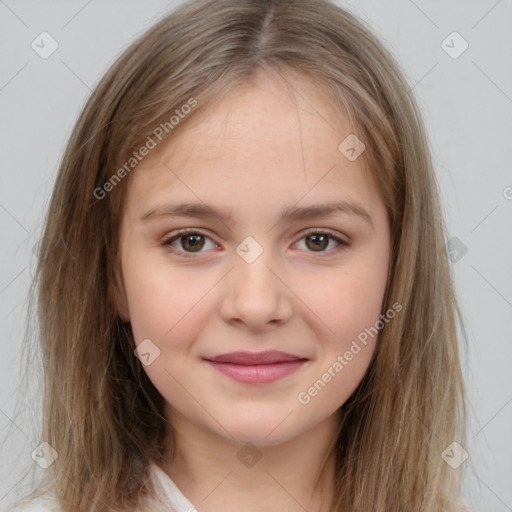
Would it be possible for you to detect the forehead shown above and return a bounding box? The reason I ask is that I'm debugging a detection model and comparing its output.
[125,69,379,217]
[168,69,350,158]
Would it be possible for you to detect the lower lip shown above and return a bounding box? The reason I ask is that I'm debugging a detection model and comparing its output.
[204,359,306,383]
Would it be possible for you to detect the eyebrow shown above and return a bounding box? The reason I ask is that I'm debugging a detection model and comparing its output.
[140,200,374,228]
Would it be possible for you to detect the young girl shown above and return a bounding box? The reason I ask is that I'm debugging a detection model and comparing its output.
[11,0,470,510]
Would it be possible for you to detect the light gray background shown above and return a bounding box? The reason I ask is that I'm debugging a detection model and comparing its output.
[1,1,511,511]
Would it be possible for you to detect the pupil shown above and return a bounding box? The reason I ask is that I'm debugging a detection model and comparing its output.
[308,234,327,251]
[180,234,329,252]
[184,234,203,251]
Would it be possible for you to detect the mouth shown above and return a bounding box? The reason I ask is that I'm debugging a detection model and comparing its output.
[203,350,308,384]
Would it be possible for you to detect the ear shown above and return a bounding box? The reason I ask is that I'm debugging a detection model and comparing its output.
[109,268,131,322]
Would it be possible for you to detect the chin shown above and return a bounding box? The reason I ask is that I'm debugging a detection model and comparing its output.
[228,429,292,448]
[215,414,302,448]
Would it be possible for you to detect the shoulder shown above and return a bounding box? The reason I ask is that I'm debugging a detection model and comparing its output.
[10,464,195,512]
[8,505,56,512]
[8,494,60,512]
[446,497,473,512]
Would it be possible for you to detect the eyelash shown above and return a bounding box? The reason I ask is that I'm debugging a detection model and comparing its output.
[160,228,349,258]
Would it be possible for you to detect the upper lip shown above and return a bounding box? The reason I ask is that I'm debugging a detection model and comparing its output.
[204,350,306,365]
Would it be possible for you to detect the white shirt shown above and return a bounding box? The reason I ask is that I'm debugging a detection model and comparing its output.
[8,462,197,512]
[151,462,197,511]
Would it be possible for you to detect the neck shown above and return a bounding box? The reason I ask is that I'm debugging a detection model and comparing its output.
[159,408,340,512]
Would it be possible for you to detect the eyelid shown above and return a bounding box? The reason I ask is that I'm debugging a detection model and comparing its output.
[161,227,219,253]
[162,227,213,241]
[300,227,349,244]
[161,227,349,257]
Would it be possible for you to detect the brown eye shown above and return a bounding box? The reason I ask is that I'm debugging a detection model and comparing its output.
[179,233,205,252]
[296,229,348,255]
[305,233,329,251]
[161,228,348,258]
[161,229,217,256]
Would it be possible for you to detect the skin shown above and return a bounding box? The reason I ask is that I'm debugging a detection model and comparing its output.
[115,68,391,512]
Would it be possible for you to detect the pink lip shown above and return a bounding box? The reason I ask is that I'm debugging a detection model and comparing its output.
[203,351,308,384]
[206,350,304,365]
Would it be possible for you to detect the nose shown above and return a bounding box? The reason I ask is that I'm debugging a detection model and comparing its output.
[219,241,293,332]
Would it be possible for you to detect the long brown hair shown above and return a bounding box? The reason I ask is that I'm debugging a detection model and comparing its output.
[14,0,470,510]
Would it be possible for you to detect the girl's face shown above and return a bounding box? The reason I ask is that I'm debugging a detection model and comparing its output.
[116,70,391,448]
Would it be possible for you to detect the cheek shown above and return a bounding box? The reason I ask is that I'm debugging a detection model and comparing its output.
[122,249,219,355]
[295,264,388,411]
[124,239,389,347]
[305,258,388,346]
